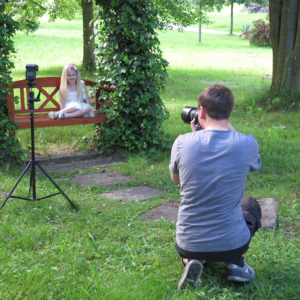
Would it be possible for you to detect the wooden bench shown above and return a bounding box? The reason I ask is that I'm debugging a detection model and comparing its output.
[6,77,113,129]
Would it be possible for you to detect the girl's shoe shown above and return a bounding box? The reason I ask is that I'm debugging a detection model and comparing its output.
[59,112,68,119]
[48,111,58,119]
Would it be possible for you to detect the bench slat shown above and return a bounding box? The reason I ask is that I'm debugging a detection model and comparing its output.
[20,88,25,111]
[14,111,107,129]
[38,87,60,110]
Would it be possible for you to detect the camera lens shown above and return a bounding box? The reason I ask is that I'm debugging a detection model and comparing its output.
[181,106,202,130]
[181,106,198,124]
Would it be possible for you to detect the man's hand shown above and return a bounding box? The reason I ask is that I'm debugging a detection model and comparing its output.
[190,118,199,132]
[170,172,180,184]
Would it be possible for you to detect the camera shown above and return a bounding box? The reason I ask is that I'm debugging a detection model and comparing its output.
[181,106,202,129]
[26,64,38,82]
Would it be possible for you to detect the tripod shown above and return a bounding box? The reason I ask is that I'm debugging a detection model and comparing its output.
[0,83,78,211]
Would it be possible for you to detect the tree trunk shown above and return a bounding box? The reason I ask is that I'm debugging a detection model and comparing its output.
[270,0,300,92]
[198,21,201,43]
[230,2,233,35]
[82,0,95,66]
[198,6,201,44]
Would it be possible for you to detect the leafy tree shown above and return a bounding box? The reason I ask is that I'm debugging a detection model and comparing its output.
[6,0,93,66]
[48,0,95,67]
[192,0,224,43]
[93,0,170,154]
[13,0,45,35]
[154,0,199,28]
[0,0,27,164]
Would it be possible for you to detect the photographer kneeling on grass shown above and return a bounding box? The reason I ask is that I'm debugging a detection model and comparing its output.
[169,85,262,289]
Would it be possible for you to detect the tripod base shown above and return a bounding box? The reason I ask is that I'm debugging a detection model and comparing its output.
[0,160,78,211]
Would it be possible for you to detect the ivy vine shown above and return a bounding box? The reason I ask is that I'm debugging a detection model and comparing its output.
[94,0,170,154]
[0,0,27,165]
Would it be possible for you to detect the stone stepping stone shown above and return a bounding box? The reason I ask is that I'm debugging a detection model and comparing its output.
[99,186,163,202]
[142,198,279,229]
[142,201,180,223]
[42,157,125,172]
[257,198,279,228]
[71,171,133,187]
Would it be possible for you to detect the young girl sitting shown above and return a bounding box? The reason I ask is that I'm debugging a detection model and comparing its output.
[48,63,95,120]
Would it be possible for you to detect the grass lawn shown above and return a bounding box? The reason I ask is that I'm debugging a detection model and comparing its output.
[194,4,269,33]
[0,14,299,299]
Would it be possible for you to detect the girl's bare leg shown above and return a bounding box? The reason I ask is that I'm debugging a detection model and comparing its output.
[59,107,80,114]
[49,107,78,119]
[49,107,92,119]
[63,106,91,118]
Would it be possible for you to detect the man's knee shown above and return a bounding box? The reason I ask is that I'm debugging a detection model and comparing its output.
[241,197,262,236]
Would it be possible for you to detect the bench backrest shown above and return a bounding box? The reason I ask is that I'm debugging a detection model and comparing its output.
[7,77,99,118]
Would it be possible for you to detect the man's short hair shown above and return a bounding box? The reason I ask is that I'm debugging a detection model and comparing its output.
[197,85,234,120]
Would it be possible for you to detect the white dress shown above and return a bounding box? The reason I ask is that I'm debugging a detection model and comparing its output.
[64,81,95,117]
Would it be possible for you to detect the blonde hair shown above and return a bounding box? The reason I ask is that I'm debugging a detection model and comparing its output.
[59,63,82,102]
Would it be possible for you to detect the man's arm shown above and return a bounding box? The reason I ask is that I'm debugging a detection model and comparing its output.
[170,172,180,184]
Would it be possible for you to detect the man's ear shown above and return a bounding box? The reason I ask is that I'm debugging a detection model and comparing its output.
[199,106,206,119]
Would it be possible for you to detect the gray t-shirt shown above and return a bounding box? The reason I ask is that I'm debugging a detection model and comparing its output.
[169,129,261,253]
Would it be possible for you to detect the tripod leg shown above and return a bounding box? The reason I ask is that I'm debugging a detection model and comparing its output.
[29,161,37,200]
[35,162,79,211]
[0,162,32,210]
[29,163,33,194]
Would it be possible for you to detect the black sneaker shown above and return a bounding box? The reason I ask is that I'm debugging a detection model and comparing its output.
[177,260,203,290]
[227,263,256,282]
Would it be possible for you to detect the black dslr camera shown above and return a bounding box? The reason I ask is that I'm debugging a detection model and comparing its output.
[181,106,202,130]
[26,64,38,82]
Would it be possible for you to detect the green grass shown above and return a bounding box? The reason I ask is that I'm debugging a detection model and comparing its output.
[194,4,269,33]
[0,14,299,299]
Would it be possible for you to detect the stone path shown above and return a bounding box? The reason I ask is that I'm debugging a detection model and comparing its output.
[143,201,180,223]
[142,198,279,229]
[40,154,124,172]
[99,186,162,202]
[71,171,133,187]
[41,155,279,229]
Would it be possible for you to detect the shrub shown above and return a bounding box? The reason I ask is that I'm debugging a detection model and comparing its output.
[250,17,271,47]
[0,0,27,164]
[94,0,170,154]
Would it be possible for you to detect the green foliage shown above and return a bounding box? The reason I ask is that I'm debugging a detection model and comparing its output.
[47,0,81,21]
[6,0,46,35]
[192,0,224,23]
[0,0,27,164]
[94,0,170,154]
[250,16,271,47]
[154,0,199,27]
[262,88,300,112]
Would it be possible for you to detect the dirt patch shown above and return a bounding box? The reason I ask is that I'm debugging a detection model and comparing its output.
[71,171,133,187]
[35,145,77,158]
[99,186,163,202]
[142,201,180,223]
[0,192,8,198]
